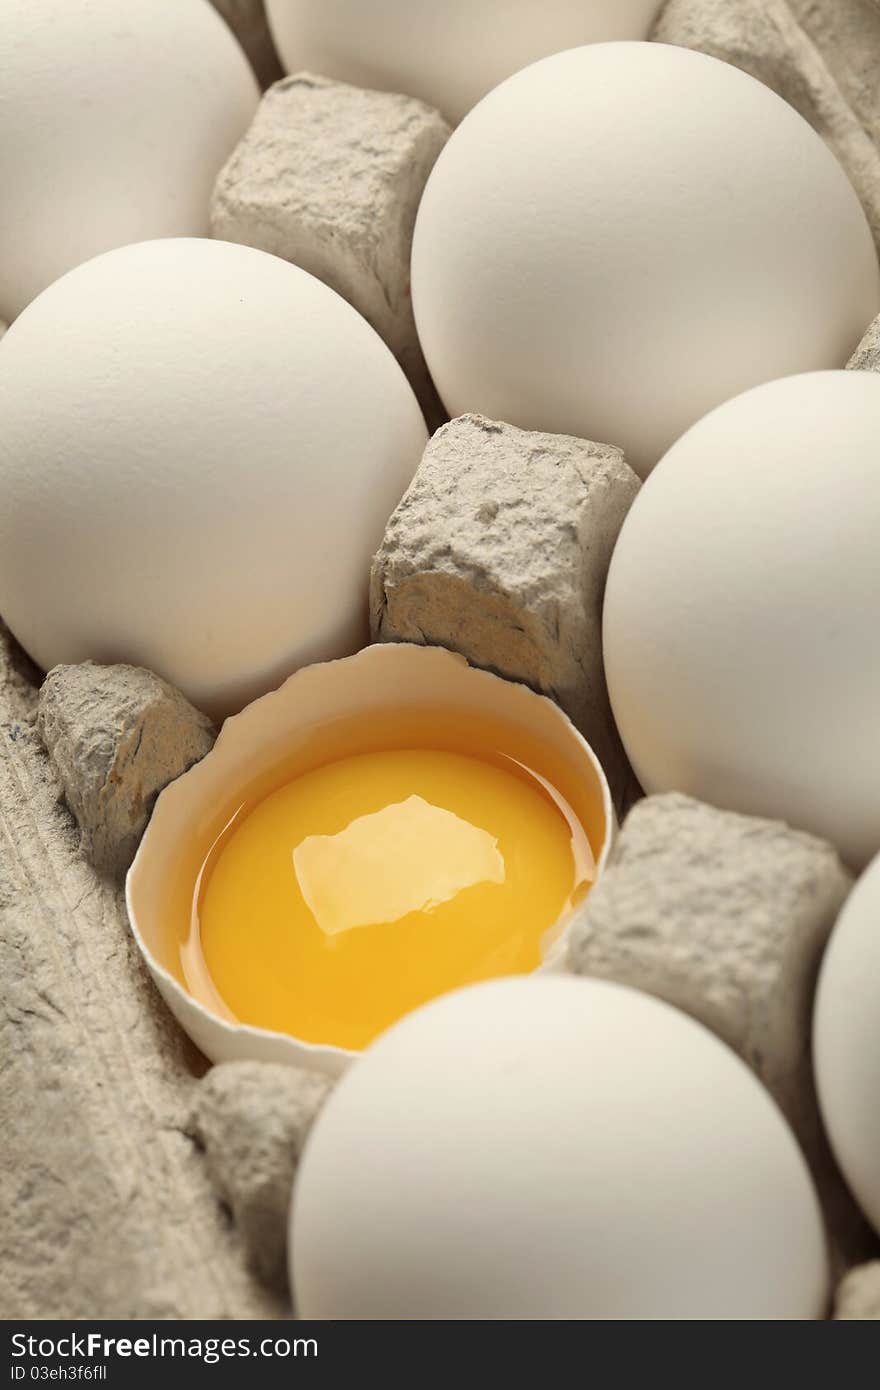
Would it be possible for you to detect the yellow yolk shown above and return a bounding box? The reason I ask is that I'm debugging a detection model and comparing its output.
[188,747,593,1051]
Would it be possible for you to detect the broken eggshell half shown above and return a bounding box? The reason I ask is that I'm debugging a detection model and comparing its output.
[125,642,614,1076]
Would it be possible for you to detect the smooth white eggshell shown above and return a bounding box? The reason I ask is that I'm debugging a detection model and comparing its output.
[291,975,828,1319]
[412,43,879,477]
[814,853,880,1235]
[264,0,662,124]
[603,370,880,869]
[0,0,258,321]
[0,238,427,717]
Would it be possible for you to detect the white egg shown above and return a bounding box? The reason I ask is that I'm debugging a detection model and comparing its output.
[291,975,827,1319]
[411,43,879,478]
[603,370,880,869]
[264,0,661,125]
[814,854,880,1236]
[0,0,258,322]
[0,239,426,718]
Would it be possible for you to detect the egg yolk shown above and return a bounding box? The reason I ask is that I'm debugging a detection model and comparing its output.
[188,747,593,1051]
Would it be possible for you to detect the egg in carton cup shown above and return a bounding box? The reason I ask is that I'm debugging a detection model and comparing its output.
[126,643,613,1076]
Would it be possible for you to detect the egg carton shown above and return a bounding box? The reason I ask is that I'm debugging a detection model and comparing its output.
[5,616,880,1317]
[4,306,880,1317]
[0,635,284,1319]
[5,0,880,1321]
